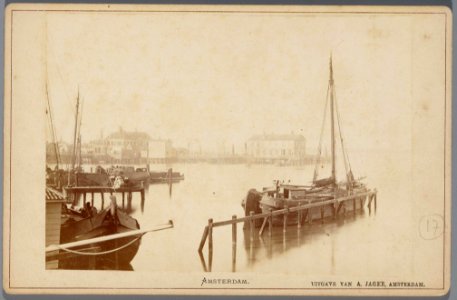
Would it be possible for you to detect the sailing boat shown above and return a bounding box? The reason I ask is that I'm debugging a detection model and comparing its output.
[243,56,373,221]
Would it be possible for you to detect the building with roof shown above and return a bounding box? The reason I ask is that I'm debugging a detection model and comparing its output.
[246,133,307,164]
[104,127,150,163]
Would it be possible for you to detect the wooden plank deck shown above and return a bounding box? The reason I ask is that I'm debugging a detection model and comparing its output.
[65,186,145,193]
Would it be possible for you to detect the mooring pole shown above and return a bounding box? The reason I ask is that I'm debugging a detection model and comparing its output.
[269,208,273,237]
[374,193,377,212]
[91,192,94,207]
[283,204,288,233]
[297,202,302,229]
[232,215,237,271]
[198,226,209,253]
[101,192,104,209]
[249,211,254,242]
[368,194,372,214]
[208,218,213,256]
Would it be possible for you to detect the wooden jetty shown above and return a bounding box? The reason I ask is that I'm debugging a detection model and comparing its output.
[198,189,377,271]
[64,184,145,209]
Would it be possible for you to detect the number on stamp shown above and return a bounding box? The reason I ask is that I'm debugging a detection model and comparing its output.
[419,214,444,240]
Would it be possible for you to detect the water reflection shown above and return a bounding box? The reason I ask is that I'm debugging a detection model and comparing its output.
[197,208,371,273]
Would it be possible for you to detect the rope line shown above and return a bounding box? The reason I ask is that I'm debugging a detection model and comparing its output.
[313,83,331,182]
[334,87,352,176]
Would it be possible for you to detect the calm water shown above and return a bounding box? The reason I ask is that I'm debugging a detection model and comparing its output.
[74,157,426,278]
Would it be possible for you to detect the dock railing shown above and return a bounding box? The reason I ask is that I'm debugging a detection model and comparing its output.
[198,189,377,255]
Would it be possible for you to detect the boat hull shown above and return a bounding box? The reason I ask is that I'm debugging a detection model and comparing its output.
[59,208,141,270]
[251,186,369,225]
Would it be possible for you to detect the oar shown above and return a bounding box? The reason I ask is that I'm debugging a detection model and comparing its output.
[45,220,173,253]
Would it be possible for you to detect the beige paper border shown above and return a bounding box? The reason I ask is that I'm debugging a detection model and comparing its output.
[3,4,452,296]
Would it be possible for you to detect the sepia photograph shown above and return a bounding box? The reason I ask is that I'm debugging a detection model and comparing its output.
[3,4,452,296]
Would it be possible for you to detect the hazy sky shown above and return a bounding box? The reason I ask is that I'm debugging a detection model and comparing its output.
[31,11,444,153]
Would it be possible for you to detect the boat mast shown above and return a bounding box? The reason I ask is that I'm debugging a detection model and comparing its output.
[46,82,61,169]
[71,90,80,171]
[329,55,336,184]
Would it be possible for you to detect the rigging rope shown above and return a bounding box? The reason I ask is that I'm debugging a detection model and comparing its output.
[333,84,353,178]
[57,234,143,256]
[313,83,330,182]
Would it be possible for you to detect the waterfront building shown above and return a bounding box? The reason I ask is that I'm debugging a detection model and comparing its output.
[246,134,307,164]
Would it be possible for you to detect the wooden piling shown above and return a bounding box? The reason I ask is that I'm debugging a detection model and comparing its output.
[308,208,313,224]
[122,192,125,208]
[368,194,372,214]
[91,192,94,207]
[232,215,237,247]
[208,219,213,255]
[374,193,377,211]
[83,192,87,206]
[232,215,237,270]
[101,192,104,209]
[269,208,273,237]
[297,202,302,229]
[259,217,268,236]
[249,211,254,242]
[283,204,288,233]
[198,226,209,253]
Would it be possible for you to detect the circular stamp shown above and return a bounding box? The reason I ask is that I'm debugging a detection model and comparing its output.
[419,214,444,240]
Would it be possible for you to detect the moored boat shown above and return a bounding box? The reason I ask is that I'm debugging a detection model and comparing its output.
[243,56,375,224]
[59,196,141,269]
[108,166,150,186]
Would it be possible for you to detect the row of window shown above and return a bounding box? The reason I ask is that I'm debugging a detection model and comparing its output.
[253,149,304,156]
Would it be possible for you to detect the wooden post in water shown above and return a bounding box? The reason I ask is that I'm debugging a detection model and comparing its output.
[122,192,125,209]
[101,192,104,209]
[249,211,254,242]
[368,194,372,214]
[198,226,209,253]
[259,217,268,236]
[297,202,302,229]
[283,204,288,233]
[208,218,213,256]
[374,193,377,211]
[168,168,173,196]
[232,215,237,271]
[91,192,94,207]
[268,208,273,237]
[308,208,313,224]
[141,189,145,203]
